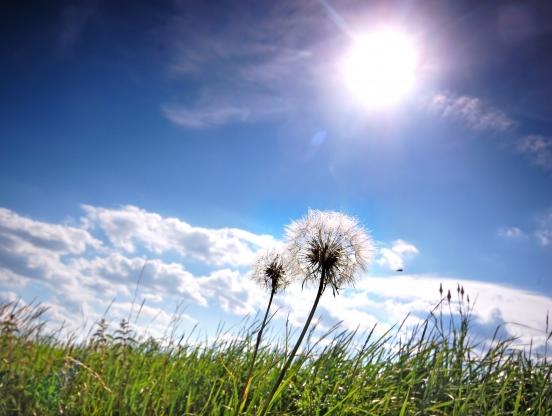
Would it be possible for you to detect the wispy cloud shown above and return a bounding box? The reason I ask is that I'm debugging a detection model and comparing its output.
[162,105,251,129]
[159,2,329,129]
[161,93,290,128]
[426,93,552,173]
[517,135,552,171]
[497,226,526,239]
[57,1,98,55]
[535,210,552,246]
[428,93,516,132]
[497,209,552,247]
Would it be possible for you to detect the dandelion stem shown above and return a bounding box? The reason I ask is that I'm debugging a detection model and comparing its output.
[237,287,275,414]
[259,269,326,416]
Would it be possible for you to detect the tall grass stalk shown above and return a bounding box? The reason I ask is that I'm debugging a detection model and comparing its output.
[237,249,289,414]
[236,287,274,413]
[258,269,326,416]
[1,296,552,415]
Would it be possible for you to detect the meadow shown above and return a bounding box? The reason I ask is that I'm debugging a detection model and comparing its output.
[2,211,552,415]
[1,296,551,416]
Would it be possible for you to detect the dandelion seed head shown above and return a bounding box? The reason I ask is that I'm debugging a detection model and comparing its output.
[252,248,291,293]
[285,210,374,293]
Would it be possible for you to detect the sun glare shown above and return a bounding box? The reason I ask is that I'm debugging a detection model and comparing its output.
[342,28,418,109]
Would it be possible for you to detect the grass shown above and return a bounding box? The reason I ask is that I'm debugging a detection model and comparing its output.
[1,297,551,415]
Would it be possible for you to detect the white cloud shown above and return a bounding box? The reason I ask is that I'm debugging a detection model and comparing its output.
[107,300,197,341]
[82,205,276,265]
[0,290,19,303]
[377,239,419,271]
[1,205,551,353]
[497,212,552,247]
[378,249,404,271]
[72,253,208,306]
[517,135,552,171]
[354,275,551,349]
[199,269,264,315]
[498,226,526,239]
[391,240,419,256]
[0,207,101,255]
[428,93,516,132]
[267,273,552,354]
[535,210,552,246]
[0,205,266,333]
[0,207,103,301]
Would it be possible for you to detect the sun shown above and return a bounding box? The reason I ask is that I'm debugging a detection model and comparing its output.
[342,28,418,109]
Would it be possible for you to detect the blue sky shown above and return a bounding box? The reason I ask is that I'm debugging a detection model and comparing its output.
[1,0,552,350]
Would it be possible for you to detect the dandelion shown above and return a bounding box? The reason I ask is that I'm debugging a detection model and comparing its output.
[251,248,291,295]
[259,210,374,415]
[237,248,290,414]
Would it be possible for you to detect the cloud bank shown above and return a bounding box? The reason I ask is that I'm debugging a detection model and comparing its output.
[0,205,550,353]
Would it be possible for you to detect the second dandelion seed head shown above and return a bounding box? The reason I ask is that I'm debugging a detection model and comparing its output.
[252,248,291,294]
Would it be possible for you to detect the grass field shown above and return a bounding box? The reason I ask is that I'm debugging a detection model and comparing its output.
[1,299,551,415]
